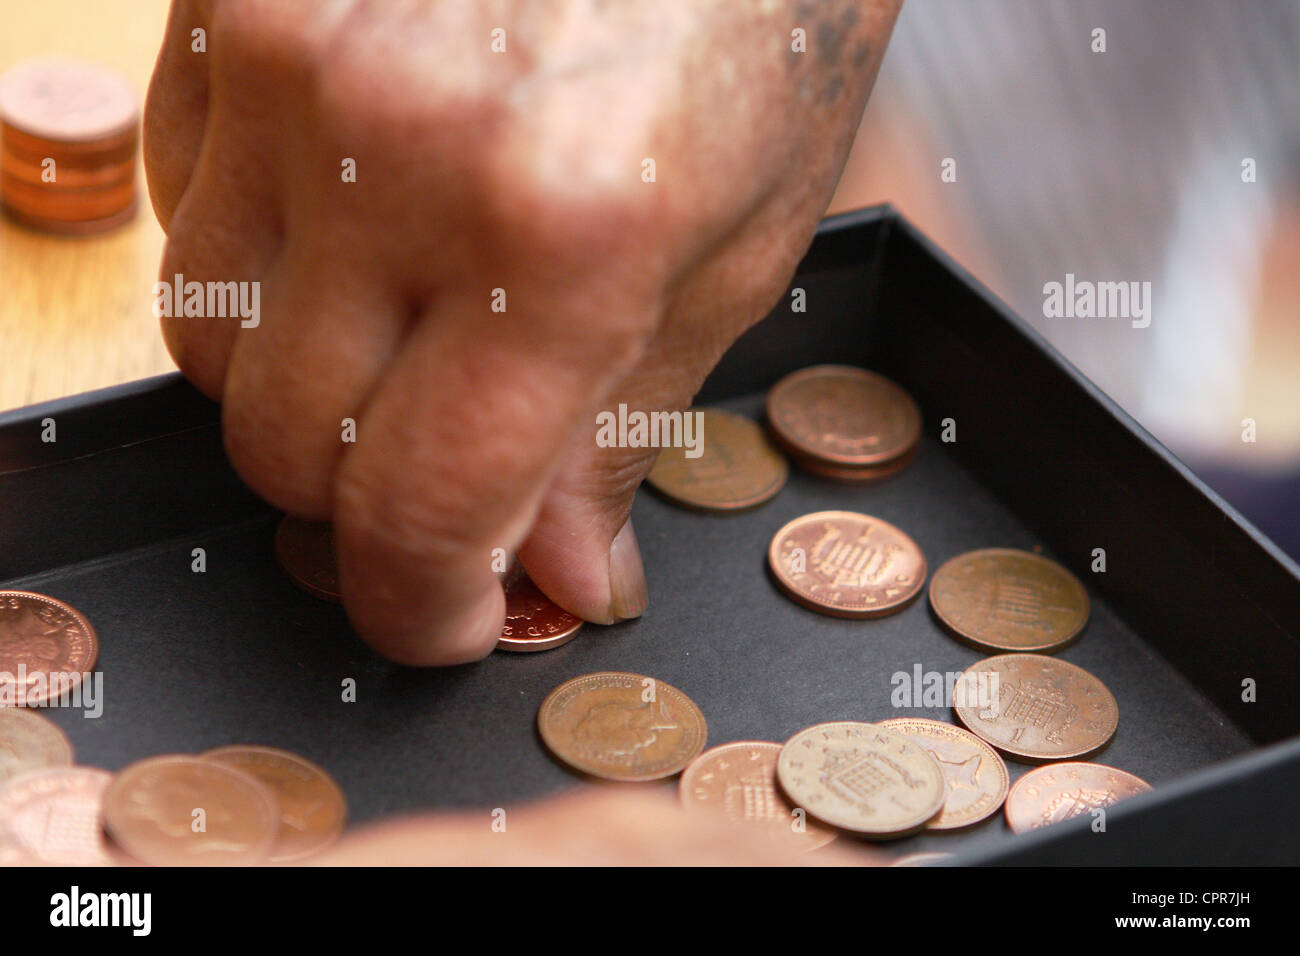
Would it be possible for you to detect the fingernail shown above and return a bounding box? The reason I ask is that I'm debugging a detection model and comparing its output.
[608,518,648,621]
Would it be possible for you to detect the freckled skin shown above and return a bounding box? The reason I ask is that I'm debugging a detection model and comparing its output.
[144,0,902,669]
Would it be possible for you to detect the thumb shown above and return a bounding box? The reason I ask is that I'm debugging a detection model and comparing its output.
[516,437,653,626]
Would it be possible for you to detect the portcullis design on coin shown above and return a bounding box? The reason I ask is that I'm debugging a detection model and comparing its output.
[768,511,926,618]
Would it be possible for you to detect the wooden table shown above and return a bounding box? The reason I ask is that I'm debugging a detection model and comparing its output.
[0,0,173,412]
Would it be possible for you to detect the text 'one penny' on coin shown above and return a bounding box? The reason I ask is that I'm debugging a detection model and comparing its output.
[0,590,99,706]
[679,741,836,851]
[496,567,583,653]
[274,516,340,603]
[768,511,926,619]
[952,653,1119,762]
[103,756,281,866]
[1004,762,1151,834]
[776,722,946,839]
[646,408,788,512]
[765,365,921,478]
[538,672,707,782]
[929,548,1090,653]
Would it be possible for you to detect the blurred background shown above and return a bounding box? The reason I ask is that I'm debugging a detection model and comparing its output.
[1,0,1297,557]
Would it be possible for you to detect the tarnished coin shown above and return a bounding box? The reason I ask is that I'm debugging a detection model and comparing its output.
[274,516,340,603]
[776,722,946,839]
[766,365,921,467]
[1005,762,1151,834]
[497,570,583,653]
[103,755,279,866]
[646,409,787,511]
[538,672,707,782]
[202,746,347,862]
[953,654,1119,762]
[768,511,926,618]
[930,548,1089,653]
[0,591,99,706]
[0,767,114,865]
[679,741,836,851]
[0,707,74,783]
[878,717,1009,829]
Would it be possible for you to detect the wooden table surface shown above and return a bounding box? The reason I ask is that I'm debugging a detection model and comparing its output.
[0,0,174,413]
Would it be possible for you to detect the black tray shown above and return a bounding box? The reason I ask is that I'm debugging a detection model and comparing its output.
[2,205,1297,865]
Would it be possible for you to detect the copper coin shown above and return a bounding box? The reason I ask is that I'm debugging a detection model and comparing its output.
[877,717,1009,829]
[0,170,136,221]
[789,445,917,483]
[0,150,135,189]
[0,591,99,706]
[497,570,582,653]
[891,851,953,866]
[646,409,788,511]
[103,755,280,866]
[776,722,946,839]
[202,746,347,862]
[0,708,74,783]
[953,654,1119,762]
[0,198,137,236]
[768,511,926,619]
[0,58,137,143]
[538,672,707,781]
[274,516,340,603]
[930,548,1089,653]
[0,767,114,865]
[1,121,137,165]
[766,365,921,467]
[1004,762,1151,834]
[679,741,837,850]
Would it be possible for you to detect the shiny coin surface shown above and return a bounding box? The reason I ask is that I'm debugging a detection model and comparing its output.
[679,741,836,850]
[274,516,340,603]
[497,570,583,653]
[1004,762,1151,834]
[538,672,707,781]
[104,756,279,866]
[202,746,347,862]
[0,707,74,783]
[0,591,99,706]
[929,548,1089,653]
[768,511,926,618]
[776,722,946,838]
[878,717,1009,829]
[766,365,921,467]
[0,767,114,865]
[891,851,953,866]
[646,409,787,511]
[953,654,1119,762]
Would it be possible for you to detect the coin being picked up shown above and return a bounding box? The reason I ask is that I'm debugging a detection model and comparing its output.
[776,722,946,839]
[538,672,707,782]
[646,408,787,512]
[274,516,340,603]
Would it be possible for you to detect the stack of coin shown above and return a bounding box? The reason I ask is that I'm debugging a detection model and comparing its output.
[765,365,922,481]
[0,58,139,235]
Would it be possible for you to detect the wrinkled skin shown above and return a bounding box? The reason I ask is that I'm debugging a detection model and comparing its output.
[146,1,901,862]
[146,0,900,665]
